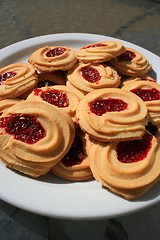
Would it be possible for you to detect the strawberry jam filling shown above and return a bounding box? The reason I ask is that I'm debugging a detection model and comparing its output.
[61,134,85,167]
[81,66,101,83]
[46,47,66,57]
[117,133,152,163]
[34,88,69,108]
[118,50,136,62]
[0,71,17,85]
[82,43,108,49]
[0,113,46,144]
[89,98,128,116]
[131,88,160,101]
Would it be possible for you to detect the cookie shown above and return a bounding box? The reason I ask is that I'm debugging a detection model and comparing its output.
[0,99,22,115]
[122,80,160,124]
[110,48,152,76]
[0,101,75,178]
[28,46,77,72]
[76,88,148,142]
[0,63,38,99]
[26,85,83,123]
[67,62,120,94]
[66,81,86,97]
[51,128,93,181]
[121,75,155,87]
[76,41,125,63]
[89,131,160,199]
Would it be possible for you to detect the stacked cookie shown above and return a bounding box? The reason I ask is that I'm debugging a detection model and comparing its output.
[0,40,160,200]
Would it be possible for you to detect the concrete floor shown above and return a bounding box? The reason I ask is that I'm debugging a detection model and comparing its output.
[1,0,160,239]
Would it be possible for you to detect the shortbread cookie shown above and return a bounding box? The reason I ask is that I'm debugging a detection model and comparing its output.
[27,85,82,123]
[122,80,160,124]
[28,46,77,72]
[0,63,38,99]
[66,81,86,97]
[0,99,22,115]
[67,62,120,94]
[76,88,148,142]
[110,48,152,76]
[121,75,155,87]
[76,41,125,63]
[0,101,75,178]
[51,128,93,181]
[89,131,160,199]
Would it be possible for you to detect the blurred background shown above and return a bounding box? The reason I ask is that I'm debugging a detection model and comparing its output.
[1,0,160,239]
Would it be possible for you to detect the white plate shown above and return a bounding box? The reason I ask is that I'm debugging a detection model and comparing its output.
[0,33,160,220]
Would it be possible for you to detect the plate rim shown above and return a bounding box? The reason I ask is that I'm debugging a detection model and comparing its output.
[0,32,160,220]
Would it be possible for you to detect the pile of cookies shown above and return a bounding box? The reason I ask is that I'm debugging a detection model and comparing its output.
[0,40,160,200]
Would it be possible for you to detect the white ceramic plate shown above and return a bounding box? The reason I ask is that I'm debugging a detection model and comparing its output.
[0,33,160,220]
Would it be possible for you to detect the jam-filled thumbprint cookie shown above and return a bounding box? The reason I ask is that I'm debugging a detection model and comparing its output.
[88,131,160,200]
[26,85,83,123]
[0,99,23,115]
[120,75,155,87]
[76,41,126,63]
[0,63,38,99]
[122,80,160,124]
[28,46,77,72]
[67,62,121,94]
[110,48,152,76]
[51,128,93,181]
[76,88,148,142]
[0,101,75,178]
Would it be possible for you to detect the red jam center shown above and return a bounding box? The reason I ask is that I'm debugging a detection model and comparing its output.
[89,98,128,116]
[61,134,85,167]
[46,47,66,57]
[82,43,108,49]
[118,50,136,62]
[81,66,101,83]
[117,133,152,163]
[0,71,17,85]
[131,88,160,101]
[0,113,46,144]
[37,80,54,88]
[34,88,69,108]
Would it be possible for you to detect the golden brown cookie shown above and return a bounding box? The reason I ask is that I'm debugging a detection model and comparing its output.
[0,63,38,99]
[76,41,125,63]
[66,81,86,97]
[26,85,82,123]
[51,128,93,181]
[76,88,148,142]
[122,80,160,124]
[121,75,155,87]
[89,131,160,199]
[28,46,77,72]
[0,101,75,178]
[67,62,120,94]
[110,48,152,76]
[0,99,22,115]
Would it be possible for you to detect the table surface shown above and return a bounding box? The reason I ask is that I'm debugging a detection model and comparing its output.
[1,0,160,239]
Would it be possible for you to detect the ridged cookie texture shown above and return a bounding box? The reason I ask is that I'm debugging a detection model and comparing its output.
[76,88,148,142]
